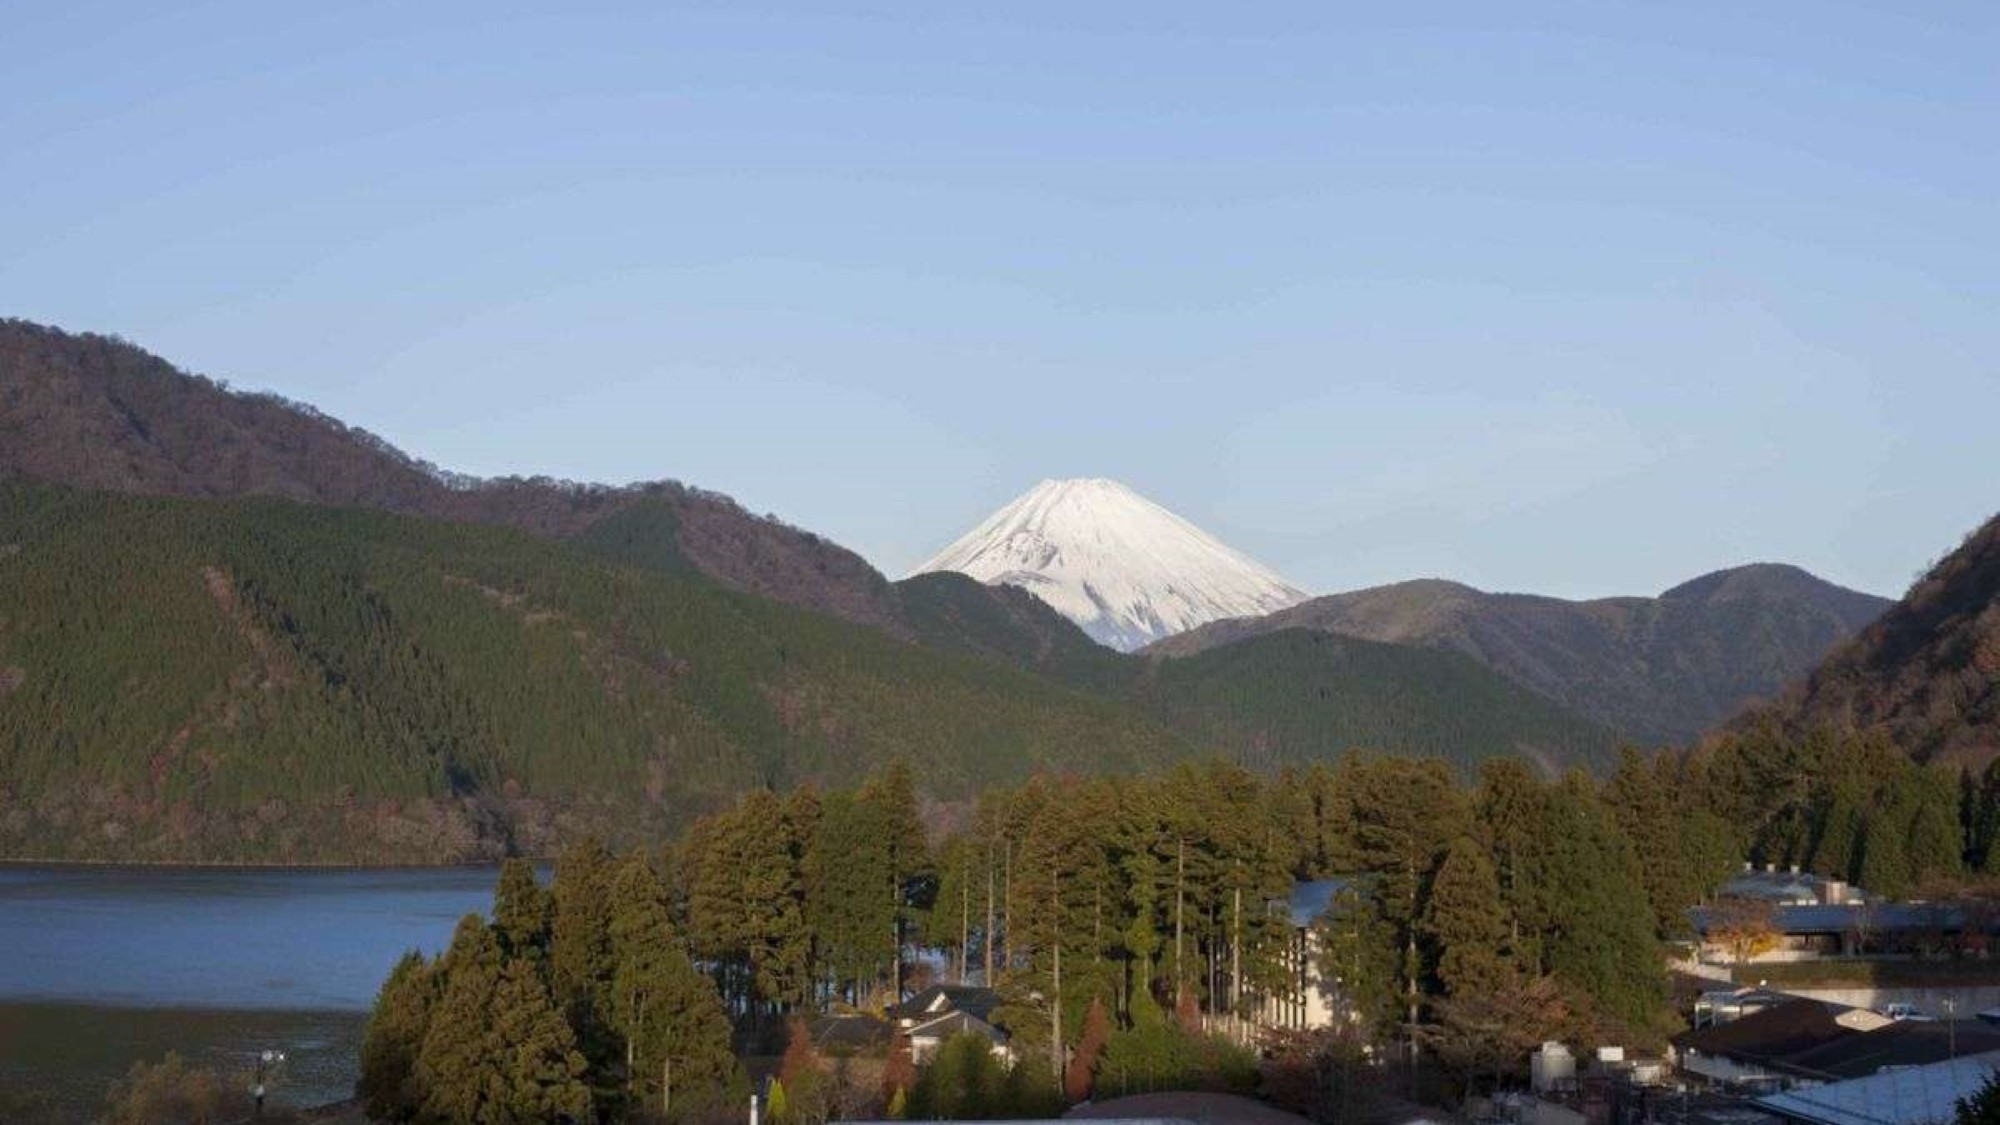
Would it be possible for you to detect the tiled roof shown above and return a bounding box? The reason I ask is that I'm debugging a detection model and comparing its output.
[907,1009,1010,1044]
[887,985,1001,1022]
[1674,999,1864,1063]
[1755,1050,2000,1125]
[1778,1020,2000,1080]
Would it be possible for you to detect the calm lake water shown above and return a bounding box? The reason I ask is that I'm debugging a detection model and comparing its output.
[0,864,510,1118]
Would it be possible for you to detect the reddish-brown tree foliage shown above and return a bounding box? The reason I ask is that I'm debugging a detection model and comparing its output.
[780,1015,820,1085]
[1064,997,1111,1102]
[881,1028,916,1106]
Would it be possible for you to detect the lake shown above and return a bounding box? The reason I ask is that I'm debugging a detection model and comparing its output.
[0,864,509,1118]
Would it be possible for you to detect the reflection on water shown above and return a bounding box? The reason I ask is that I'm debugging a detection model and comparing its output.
[0,865,511,1118]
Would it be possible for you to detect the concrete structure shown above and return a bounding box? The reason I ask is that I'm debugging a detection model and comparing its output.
[1259,879,1358,1032]
[1533,1042,1577,1093]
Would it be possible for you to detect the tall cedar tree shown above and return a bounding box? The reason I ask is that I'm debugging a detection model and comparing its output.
[1537,775,1665,1031]
[494,857,552,960]
[736,789,814,1009]
[548,839,619,1084]
[1421,836,1514,999]
[860,760,933,999]
[608,854,737,1118]
[357,950,437,1123]
[488,956,592,1122]
[414,915,505,1124]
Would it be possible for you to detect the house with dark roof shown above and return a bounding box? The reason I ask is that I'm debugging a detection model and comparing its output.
[1674,996,2000,1092]
[1673,999,1889,1089]
[905,1008,1015,1065]
[886,985,1012,1064]
[887,985,1002,1027]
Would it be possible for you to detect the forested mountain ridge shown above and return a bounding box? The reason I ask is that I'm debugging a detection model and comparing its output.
[0,480,1623,862]
[0,481,1191,862]
[888,573,1617,771]
[1746,510,2000,767]
[1148,565,1890,745]
[0,318,907,633]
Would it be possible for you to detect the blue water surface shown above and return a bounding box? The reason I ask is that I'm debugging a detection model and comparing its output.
[0,865,507,1010]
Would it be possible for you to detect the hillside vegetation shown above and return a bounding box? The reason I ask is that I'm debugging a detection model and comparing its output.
[0,319,907,632]
[0,480,1627,861]
[1749,511,2000,767]
[0,483,1189,862]
[1151,568,1890,745]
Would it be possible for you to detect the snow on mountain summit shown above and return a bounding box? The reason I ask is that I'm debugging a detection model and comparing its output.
[910,478,1309,651]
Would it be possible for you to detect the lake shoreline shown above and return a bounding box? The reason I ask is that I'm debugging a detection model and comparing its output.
[0,856,514,872]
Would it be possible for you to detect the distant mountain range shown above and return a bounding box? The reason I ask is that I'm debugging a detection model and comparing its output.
[1150,568,1891,745]
[0,320,1633,859]
[1747,511,2000,766]
[911,477,1307,650]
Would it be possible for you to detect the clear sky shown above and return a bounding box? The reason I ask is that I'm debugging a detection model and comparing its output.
[4,2,1995,599]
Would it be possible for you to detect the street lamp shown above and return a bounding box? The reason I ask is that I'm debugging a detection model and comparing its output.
[252,1048,287,1117]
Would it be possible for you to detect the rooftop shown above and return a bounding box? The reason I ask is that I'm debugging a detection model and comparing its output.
[1755,1050,2000,1125]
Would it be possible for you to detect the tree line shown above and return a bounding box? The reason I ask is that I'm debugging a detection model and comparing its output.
[360,748,1765,1123]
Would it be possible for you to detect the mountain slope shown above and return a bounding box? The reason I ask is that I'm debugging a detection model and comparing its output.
[0,319,907,633]
[911,478,1307,650]
[891,573,1615,773]
[1751,512,2000,766]
[0,481,1192,863]
[1125,629,1615,775]
[1151,565,1891,745]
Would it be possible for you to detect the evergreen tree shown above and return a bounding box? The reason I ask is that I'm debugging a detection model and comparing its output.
[1314,885,1400,1037]
[357,950,437,1123]
[1478,758,1550,969]
[859,760,934,999]
[737,789,814,1009]
[814,790,899,999]
[608,854,737,1119]
[1603,748,1696,938]
[489,956,592,1123]
[1421,836,1513,999]
[1958,1069,2000,1125]
[494,858,552,961]
[1535,775,1665,1031]
[548,838,620,1096]
[416,915,506,1125]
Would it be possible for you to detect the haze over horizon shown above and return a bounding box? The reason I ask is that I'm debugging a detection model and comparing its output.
[6,2,1997,600]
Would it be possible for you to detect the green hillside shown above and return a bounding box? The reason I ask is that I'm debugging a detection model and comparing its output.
[1128,629,1616,775]
[0,482,1189,863]
[893,573,1617,773]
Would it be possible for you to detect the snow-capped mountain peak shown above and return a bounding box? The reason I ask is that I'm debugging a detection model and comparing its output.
[910,478,1309,651]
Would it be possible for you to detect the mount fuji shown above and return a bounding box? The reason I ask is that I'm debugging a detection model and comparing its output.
[910,478,1309,651]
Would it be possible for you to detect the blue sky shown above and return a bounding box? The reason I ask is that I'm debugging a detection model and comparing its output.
[4,1,1994,598]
